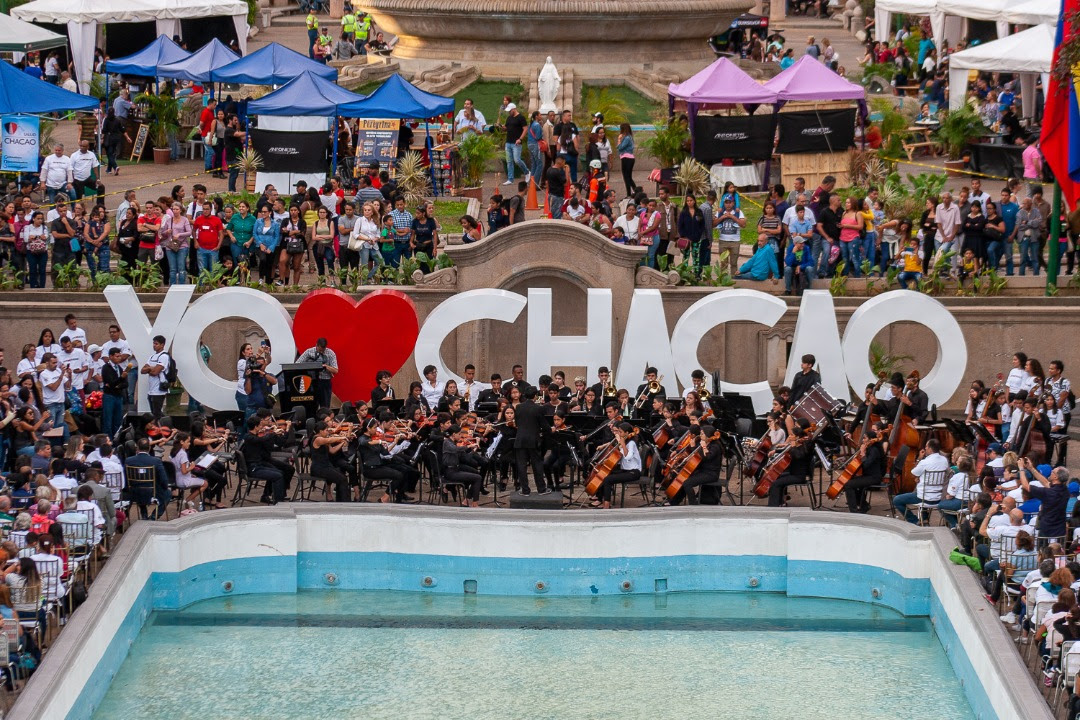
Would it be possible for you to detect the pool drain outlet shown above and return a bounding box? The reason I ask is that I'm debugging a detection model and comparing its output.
[221,581,234,593]
[534,581,548,593]
[747,577,760,588]
[620,580,633,593]
[422,576,436,588]
[324,573,338,586]
[871,587,882,599]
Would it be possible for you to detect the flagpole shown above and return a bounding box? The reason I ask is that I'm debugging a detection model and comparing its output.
[1047,182,1062,294]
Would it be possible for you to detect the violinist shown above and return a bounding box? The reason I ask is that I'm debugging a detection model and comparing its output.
[593,422,641,510]
[142,414,174,450]
[403,381,431,417]
[683,391,705,418]
[543,384,565,417]
[645,395,667,425]
[669,423,725,506]
[358,418,410,503]
[766,421,814,507]
[439,424,484,507]
[242,415,293,504]
[843,429,886,513]
[189,417,229,508]
[544,409,581,490]
[370,370,394,404]
[311,421,357,502]
[507,385,523,409]
[491,404,517,490]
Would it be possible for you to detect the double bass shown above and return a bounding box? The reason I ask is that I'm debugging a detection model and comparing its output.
[1016,407,1048,463]
[887,384,922,494]
[752,424,817,498]
[826,376,886,500]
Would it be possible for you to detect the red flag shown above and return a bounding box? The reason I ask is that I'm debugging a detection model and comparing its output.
[1041,0,1080,208]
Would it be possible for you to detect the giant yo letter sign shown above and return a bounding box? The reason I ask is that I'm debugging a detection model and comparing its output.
[292,288,419,402]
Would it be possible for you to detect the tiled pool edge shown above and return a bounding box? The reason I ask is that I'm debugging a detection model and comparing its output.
[8,507,1050,720]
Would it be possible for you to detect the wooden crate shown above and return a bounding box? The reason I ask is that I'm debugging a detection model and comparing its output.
[778,150,851,192]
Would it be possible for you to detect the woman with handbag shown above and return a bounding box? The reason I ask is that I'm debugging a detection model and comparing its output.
[251,205,280,285]
[676,195,705,264]
[115,206,139,276]
[161,202,192,285]
[349,201,382,282]
[278,205,307,286]
[310,205,337,286]
[83,205,110,280]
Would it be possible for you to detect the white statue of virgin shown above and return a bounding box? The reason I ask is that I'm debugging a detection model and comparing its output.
[537,57,562,114]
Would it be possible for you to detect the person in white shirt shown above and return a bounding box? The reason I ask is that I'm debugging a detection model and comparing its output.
[613,202,641,243]
[45,197,73,225]
[937,456,974,528]
[115,190,137,224]
[454,99,487,135]
[85,344,104,389]
[69,139,101,200]
[1005,352,1031,397]
[75,485,106,547]
[419,364,445,410]
[597,422,642,509]
[987,496,1017,529]
[38,143,74,202]
[140,335,170,419]
[968,178,991,214]
[55,335,88,397]
[60,313,87,348]
[38,352,71,441]
[782,193,815,227]
[459,364,489,412]
[979,506,1035,572]
[893,438,950,523]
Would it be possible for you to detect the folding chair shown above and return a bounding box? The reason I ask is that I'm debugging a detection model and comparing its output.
[31,556,64,643]
[125,465,162,521]
[907,470,948,526]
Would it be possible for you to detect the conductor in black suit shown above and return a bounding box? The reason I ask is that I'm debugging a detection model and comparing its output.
[514,388,549,495]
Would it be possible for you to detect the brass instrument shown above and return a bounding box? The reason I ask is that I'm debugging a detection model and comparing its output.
[698,387,711,400]
[634,374,664,410]
[603,383,618,398]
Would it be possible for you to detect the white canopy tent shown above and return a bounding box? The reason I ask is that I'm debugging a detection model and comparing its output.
[947,23,1053,120]
[1002,0,1060,27]
[874,0,966,50]
[12,0,249,93]
[0,12,67,53]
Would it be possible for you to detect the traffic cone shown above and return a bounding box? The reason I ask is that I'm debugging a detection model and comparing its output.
[526,176,539,210]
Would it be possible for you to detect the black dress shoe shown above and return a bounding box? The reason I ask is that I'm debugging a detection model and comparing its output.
[538,488,553,496]
[520,488,531,496]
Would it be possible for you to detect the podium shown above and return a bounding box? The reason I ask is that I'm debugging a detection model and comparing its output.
[279,362,323,419]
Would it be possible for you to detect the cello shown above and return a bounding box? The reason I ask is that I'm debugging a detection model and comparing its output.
[753,424,816,498]
[1016,404,1048,464]
[585,426,638,496]
[825,376,886,500]
[887,383,922,494]
[666,431,721,499]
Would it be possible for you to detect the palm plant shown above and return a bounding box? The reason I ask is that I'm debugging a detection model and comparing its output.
[395,151,433,206]
[135,91,180,149]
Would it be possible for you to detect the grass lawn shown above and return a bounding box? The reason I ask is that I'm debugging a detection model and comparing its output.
[433,199,467,235]
[453,80,526,126]
[354,80,383,96]
[580,84,661,126]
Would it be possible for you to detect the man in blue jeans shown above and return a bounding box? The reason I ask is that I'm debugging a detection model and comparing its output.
[192,201,224,272]
[526,110,544,181]
[101,346,129,441]
[38,353,70,443]
[502,103,530,185]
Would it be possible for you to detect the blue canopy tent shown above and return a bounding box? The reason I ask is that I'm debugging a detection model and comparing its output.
[339,74,454,195]
[338,73,454,119]
[157,38,239,83]
[0,60,98,114]
[102,35,190,77]
[211,43,337,85]
[248,70,366,172]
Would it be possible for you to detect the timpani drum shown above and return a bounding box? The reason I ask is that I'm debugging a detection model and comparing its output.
[790,384,845,426]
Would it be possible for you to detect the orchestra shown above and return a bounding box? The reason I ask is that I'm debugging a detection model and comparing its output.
[104,352,1067,517]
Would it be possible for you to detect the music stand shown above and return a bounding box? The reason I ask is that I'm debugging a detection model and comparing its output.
[375,399,405,417]
[475,401,500,415]
[969,422,997,447]
[943,418,975,445]
[565,415,603,432]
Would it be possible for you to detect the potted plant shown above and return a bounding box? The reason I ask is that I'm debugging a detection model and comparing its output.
[455,132,498,200]
[237,148,264,192]
[935,105,984,176]
[135,91,180,165]
[641,111,689,191]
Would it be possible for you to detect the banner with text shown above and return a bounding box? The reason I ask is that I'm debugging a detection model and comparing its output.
[1,115,40,172]
[249,128,327,173]
[775,109,856,154]
[353,118,400,168]
[692,114,777,164]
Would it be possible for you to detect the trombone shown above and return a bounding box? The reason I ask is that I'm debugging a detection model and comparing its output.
[633,374,664,410]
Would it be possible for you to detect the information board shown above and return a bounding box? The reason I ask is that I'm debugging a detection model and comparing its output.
[353,118,399,170]
[130,124,149,161]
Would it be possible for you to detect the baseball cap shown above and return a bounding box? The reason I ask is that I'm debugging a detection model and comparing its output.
[505,103,517,111]
[1069,481,1080,496]
[87,344,102,354]
[988,443,1004,454]
[295,180,307,187]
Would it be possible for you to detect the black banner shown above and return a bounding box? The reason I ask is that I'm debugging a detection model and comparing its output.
[776,109,856,154]
[249,128,327,173]
[692,114,777,164]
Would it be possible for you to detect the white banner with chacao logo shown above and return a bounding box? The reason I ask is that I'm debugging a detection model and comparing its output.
[1,115,39,172]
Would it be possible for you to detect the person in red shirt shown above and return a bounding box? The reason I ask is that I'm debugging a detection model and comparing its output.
[136,203,162,264]
[192,201,224,271]
[199,98,218,173]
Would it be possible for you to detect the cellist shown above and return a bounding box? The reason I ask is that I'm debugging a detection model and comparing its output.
[766,421,815,507]
[843,429,886,514]
[669,423,725,506]
[595,422,641,510]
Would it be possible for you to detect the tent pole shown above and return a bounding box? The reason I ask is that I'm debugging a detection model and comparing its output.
[425,121,438,197]
[331,116,339,181]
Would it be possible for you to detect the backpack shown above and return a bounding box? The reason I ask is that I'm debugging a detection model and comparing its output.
[163,353,178,385]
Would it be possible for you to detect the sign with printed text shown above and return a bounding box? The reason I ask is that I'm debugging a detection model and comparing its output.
[249,128,327,173]
[1,115,39,172]
[353,118,399,168]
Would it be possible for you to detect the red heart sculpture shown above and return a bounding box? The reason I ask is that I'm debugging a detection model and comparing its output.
[292,288,419,402]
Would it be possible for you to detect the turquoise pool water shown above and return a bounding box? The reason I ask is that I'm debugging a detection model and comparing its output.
[93,590,976,720]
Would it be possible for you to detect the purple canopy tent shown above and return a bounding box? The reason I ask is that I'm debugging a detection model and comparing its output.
[668,58,778,188]
[762,55,867,102]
